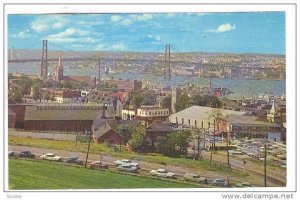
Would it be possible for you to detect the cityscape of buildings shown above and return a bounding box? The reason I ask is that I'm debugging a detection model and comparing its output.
[6,12,288,191]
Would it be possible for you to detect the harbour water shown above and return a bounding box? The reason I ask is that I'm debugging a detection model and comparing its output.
[8,63,286,100]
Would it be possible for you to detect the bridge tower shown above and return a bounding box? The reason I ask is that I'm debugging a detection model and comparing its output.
[40,40,48,79]
[164,44,171,79]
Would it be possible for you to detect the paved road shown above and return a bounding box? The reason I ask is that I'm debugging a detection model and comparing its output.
[9,145,285,187]
[201,151,286,187]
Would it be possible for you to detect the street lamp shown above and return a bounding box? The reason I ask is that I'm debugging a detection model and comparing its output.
[264,136,267,187]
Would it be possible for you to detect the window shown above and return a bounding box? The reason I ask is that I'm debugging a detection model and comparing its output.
[188,119,190,126]
[149,111,151,115]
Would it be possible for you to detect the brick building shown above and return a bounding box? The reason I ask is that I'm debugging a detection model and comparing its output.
[23,105,102,132]
[104,79,142,92]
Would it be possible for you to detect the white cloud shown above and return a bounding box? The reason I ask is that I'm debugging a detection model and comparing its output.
[121,19,132,26]
[216,23,236,32]
[166,13,176,18]
[95,44,106,50]
[52,21,64,29]
[11,29,31,38]
[31,15,69,32]
[112,43,125,50]
[78,20,103,26]
[31,22,48,32]
[111,15,122,22]
[187,13,208,16]
[47,37,97,44]
[135,14,153,21]
[207,23,236,33]
[147,34,161,41]
[47,28,90,39]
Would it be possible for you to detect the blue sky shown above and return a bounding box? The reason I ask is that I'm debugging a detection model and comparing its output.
[8,12,285,54]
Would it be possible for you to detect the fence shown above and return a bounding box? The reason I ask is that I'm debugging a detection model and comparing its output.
[9,129,77,141]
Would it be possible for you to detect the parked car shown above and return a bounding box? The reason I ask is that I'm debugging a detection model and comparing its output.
[183,173,208,184]
[66,157,83,165]
[40,153,62,161]
[19,151,35,158]
[89,161,109,169]
[212,178,229,187]
[236,182,252,187]
[113,159,139,168]
[149,169,175,178]
[8,151,16,157]
[117,164,138,173]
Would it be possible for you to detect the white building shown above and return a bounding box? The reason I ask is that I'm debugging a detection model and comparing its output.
[169,105,246,128]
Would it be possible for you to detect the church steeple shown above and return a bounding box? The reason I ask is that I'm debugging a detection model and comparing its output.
[270,100,276,114]
[55,50,63,82]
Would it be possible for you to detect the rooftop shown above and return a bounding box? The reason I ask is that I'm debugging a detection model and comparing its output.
[24,106,101,121]
[171,106,246,120]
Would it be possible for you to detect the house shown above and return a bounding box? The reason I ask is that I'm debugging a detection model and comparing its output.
[218,114,283,142]
[93,119,139,144]
[145,122,174,146]
[136,106,170,124]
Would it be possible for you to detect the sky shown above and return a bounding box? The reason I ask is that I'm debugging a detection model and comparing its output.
[7,12,285,55]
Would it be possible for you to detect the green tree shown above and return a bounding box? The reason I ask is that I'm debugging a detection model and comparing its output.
[175,93,222,112]
[174,92,192,112]
[128,123,146,149]
[11,88,22,103]
[32,85,40,100]
[117,125,131,145]
[41,90,50,101]
[156,130,191,157]
[19,75,32,96]
[132,94,143,110]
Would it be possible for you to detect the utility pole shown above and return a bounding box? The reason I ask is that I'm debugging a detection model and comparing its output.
[210,121,215,167]
[226,131,230,186]
[84,132,92,168]
[226,132,230,168]
[264,141,267,187]
[213,120,216,150]
[75,132,79,147]
[197,131,200,160]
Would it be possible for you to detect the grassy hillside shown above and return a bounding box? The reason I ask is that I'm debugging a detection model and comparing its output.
[9,159,197,189]
[9,135,244,176]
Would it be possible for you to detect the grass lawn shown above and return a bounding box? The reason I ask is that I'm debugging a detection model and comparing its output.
[9,159,197,189]
[9,135,246,177]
